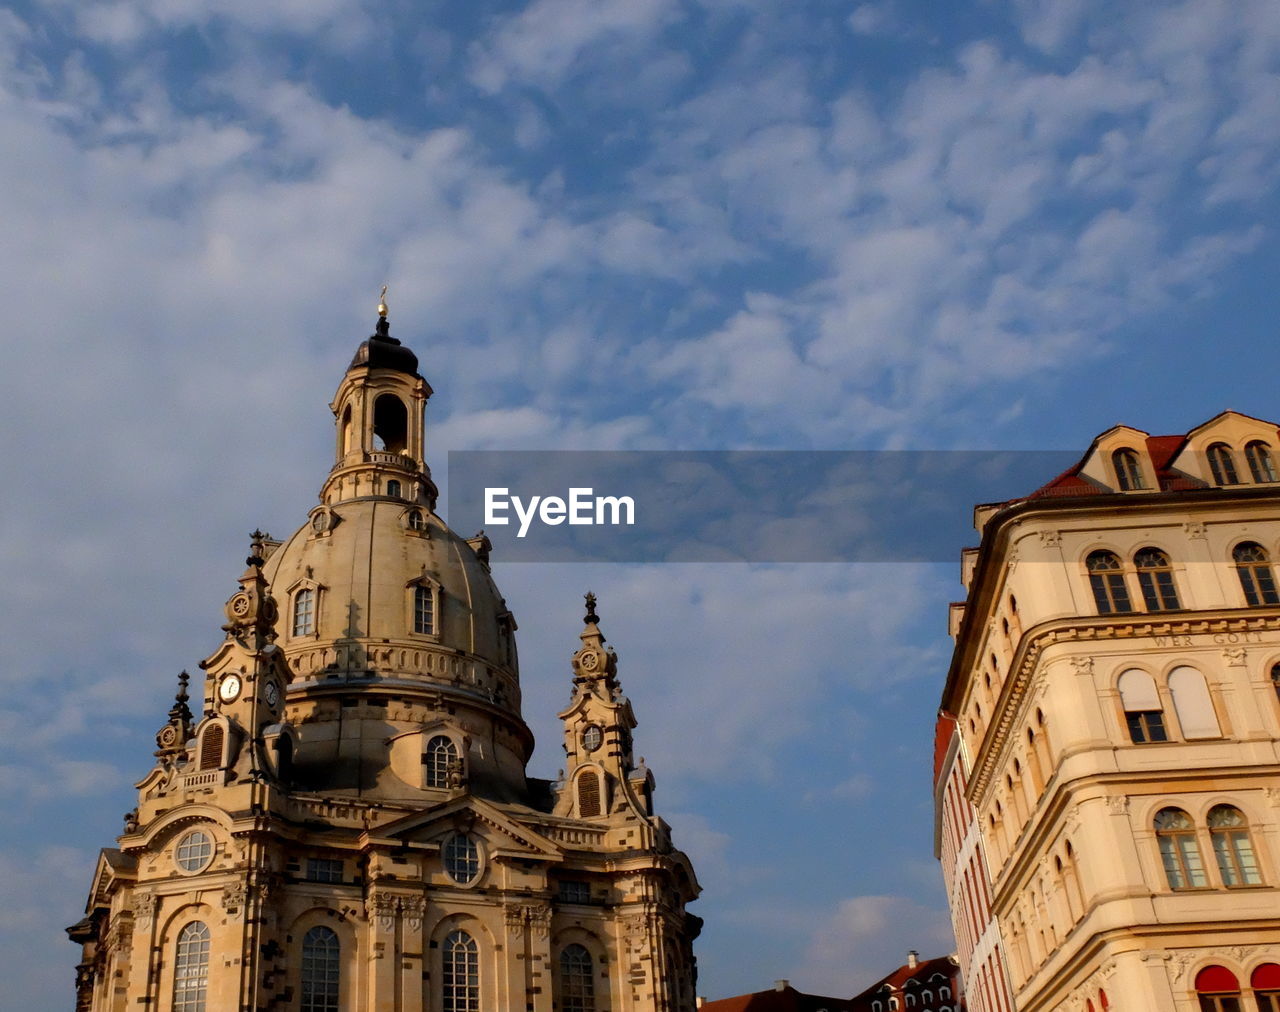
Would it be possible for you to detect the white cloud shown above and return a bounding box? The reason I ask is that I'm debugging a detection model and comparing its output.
[797,895,954,996]
[469,0,682,93]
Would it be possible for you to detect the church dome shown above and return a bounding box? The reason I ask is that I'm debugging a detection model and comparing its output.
[263,500,516,695]
[253,308,530,799]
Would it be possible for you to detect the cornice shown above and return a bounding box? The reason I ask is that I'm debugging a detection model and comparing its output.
[943,485,1280,713]
[968,608,1280,805]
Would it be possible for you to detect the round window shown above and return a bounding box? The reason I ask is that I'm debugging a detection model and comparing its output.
[443,834,481,884]
[582,725,603,752]
[175,830,213,873]
[311,511,329,533]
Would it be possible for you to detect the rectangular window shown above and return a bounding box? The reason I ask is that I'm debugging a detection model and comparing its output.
[1159,835,1208,889]
[1126,710,1168,744]
[414,585,435,635]
[306,858,344,883]
[557,880,591,904]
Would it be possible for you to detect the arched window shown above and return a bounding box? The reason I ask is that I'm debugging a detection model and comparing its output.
[1112,448,1145,490]
[1155,807,1207,889]
[173,921,210,1012]
[578,770,602,818]
[442,930,479,1012]
[387,479,402,498]
[1251,964,1280,1011]
[1234,542,1280,606]
[1195,965,1241,1011]
[414,585,435,635]
[1168,666,1221,740]
[373,394,408,453]
[1247,441,1277,483]
[1118,670,1168,743]
[1134,548,1180,610]
[424,735,458,789]
[1087,551,1132,614]
[408,509,425,531]
[300,926,340,1012]
[293,588,316,637]
[1208,804,1262,886]
[200,724,225,770]
[940,985,951,1000]
[1208,443,1240,485]
[1272,662,1280,703]
[559,943,595,1012]
[1099,989,1109,1009]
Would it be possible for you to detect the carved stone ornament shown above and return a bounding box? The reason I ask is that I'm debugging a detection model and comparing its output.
[403,895,426,933]
[1038,530,1062,548]
[1184,521,1208,539]
[1105,795,1130,816]
[1264,786,1280,807]
[1069,656,1094,675]
[367,890,400,931]
[1221,646,1247,666]
[221,881,248,910]
[131,889,158,926]
[622,913,648,949]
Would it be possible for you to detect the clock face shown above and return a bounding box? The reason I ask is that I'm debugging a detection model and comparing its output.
[582,724,603,752]
[219,675,242,703]
[265,681,280,708]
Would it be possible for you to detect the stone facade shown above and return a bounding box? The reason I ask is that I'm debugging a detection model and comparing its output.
[67,307,701,1011]
[936,411,1280,1011]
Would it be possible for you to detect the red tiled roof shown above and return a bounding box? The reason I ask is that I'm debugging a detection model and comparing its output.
[849,955,960,1007]
[700,985,853,1012]
[933,712,957,786]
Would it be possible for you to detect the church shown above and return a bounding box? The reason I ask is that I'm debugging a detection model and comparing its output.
[66,299,702,1011]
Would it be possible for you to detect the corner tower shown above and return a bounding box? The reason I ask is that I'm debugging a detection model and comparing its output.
[68,299,701,1012]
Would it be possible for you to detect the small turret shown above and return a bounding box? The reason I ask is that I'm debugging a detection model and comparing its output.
[555,592,654,819]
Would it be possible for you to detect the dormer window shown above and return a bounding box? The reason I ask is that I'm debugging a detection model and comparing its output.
[424,734,458,789]
[1246,440,1277,482]
[414,585,435,634]
[408,509,425,531]
[293,588,316,636]
[1208,442,1240,485]
[1112,448,1145,490]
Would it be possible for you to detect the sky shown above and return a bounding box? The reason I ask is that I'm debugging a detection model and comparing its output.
[3,0,1280,1006]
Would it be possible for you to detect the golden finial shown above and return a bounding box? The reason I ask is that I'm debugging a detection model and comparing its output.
[378,284,389,318]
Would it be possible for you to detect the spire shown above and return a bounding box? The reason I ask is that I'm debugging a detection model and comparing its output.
[169,670,193,724]
[154,670,194,758]
[574,590,616,686]
[222,531,279,650]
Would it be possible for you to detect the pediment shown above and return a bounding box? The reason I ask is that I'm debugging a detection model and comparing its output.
[86,848,136,913]
[367,796,562,860]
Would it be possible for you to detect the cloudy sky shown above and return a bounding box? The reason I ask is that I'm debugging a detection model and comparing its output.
[4,0,1280,1006]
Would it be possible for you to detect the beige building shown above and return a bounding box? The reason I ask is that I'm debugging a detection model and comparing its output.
[936,411,1280,1011]
[67,304,701,1011]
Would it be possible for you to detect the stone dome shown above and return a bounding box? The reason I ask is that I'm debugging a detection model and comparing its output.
[263,498,519,708]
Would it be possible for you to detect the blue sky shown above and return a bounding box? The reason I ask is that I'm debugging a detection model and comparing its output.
[3,0,1280,1006]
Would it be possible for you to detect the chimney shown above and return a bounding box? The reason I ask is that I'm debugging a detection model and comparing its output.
[907,950,919,969]
[775,980,789,992]
[697,999,705,1009]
